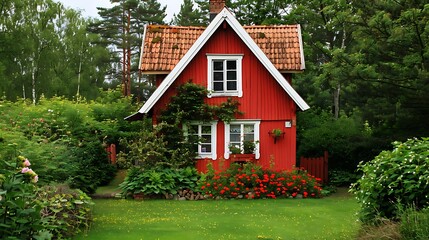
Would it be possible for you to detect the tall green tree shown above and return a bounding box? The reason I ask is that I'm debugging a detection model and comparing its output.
[345,0,429,136]
[282,0,355,119]
[90,0,166,97]
[229,0,289,25]
[0,0,109,102]
[171,0,208,26]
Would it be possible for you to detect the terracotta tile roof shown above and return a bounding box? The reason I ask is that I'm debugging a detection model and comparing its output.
[244,25,303,72]
[140,24,303,73]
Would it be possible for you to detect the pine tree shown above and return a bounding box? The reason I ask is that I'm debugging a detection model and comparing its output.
[89,0,166,96]
[171,0,207,26]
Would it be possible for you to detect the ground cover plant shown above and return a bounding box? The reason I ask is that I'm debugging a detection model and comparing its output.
[75,189,358,240]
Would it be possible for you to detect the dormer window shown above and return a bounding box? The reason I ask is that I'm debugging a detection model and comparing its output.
[207,54,243,97]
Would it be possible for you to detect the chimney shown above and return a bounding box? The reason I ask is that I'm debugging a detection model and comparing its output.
[209,0,225,21]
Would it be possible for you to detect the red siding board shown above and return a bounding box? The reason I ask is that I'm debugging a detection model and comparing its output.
[154,22,298,171]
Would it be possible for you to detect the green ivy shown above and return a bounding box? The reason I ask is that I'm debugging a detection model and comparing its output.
[120,82,241,170]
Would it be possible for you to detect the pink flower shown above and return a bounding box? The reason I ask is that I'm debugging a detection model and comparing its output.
[23,159,31,167]
[32,175,39,183]
[21,167,30,173]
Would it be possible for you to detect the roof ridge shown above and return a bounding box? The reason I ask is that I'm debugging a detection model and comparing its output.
[147,25,206,30]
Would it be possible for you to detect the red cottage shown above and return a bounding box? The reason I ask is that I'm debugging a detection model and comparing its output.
[127,2,310,172]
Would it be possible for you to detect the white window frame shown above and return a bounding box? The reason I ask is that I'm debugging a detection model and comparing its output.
[207,54,243,98]
[224,120,260,160]
[183,121,217,160]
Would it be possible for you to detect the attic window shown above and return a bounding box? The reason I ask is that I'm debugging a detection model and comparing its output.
[207,54,243,98]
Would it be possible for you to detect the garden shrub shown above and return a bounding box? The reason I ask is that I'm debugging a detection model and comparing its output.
[119,167,199,197]
[200,163,322,199]
[0,91,140,193]
[68,140,116,194]
[0,156,51,239]
[329,169,360,187]
[350,138,429,223]
[1,156,94,239]
[38,185,94,239]
[297,109,385,171]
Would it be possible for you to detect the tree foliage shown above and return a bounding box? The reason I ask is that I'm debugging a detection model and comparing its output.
[171,0,208,26]
[89,0,166,97]
[0,0,110,103]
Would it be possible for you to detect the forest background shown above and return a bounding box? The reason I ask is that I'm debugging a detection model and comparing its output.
[1,0,428,174]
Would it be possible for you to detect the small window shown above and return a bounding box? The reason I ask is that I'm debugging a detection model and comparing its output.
[184,122,217,160]
[224,120,260,159]
[207,55,243,97]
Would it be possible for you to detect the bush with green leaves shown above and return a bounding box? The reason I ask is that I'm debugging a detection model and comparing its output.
[119,167,199,197]
[297,109,386,171]
[0,156,50,239]
[0,89,142,192]
[329,169,360,187]
[38,185,94,239]
[1,156,94,239]
[350,138,429,223]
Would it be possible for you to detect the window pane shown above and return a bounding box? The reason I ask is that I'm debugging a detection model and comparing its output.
[201,135,211,143]
[230,134,240,142]
[230,125,241,133]
[213,72,223,80]
[227,70,236,80]
[201,144,211,153]
[213,82,223,91]
[227,60,236,69]
[213,61,223,70]
[244,125,254,134]
[244,134,254,141]
[227,81,237,90]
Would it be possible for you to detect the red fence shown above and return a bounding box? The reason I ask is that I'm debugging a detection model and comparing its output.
[300,151,328,184]
[105,144,117,165]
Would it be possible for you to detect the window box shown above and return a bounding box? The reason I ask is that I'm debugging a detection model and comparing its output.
[230,153,256,162]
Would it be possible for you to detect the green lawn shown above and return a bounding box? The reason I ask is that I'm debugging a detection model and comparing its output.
[75,189,359,240]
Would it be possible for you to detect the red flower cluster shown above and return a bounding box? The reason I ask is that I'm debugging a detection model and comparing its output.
[200,164,322,199]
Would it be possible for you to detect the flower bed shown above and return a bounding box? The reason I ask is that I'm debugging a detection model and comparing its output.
[200,163,322,199]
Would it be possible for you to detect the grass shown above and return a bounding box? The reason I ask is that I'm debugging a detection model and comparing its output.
[75,188,359,240]
[93,170,127,196]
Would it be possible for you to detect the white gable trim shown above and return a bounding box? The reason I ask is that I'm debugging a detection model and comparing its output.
[138,24,148,71]
[137,8,309,115]
[297,24,306,71]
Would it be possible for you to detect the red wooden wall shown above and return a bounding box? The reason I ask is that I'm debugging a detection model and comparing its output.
[153,22,298,171]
